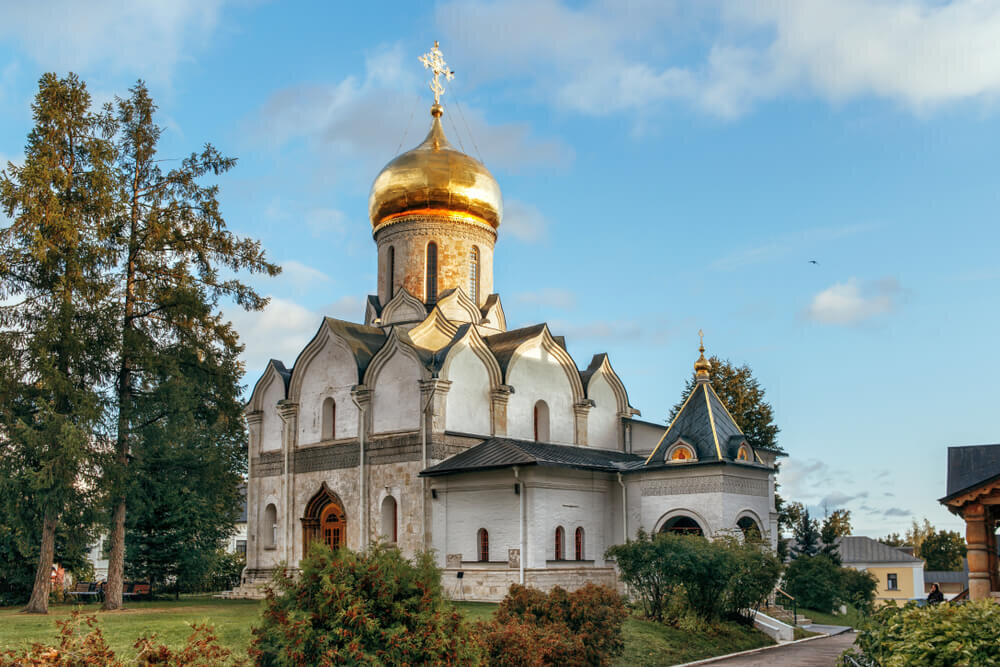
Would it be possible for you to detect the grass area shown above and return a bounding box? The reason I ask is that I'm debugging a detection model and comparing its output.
[0,596,260,661]
[614,616,773,667]
[794,627,821,640]
[0,597,772,666]
[801,604,863,628]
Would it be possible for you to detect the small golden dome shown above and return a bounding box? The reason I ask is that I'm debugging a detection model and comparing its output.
[369,107,502,232]
[694,331,711,379]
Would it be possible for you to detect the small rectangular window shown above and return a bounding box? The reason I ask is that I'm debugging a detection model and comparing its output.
[236,540,247,556]
[887,573,898,590]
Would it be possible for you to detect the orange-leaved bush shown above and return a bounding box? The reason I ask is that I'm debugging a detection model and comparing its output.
[478,583,627,666]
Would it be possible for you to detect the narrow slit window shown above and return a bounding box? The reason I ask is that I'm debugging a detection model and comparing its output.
[469,246,480,303]
[387,246,395,298]
[575,527,584,560]
[555,526,564,560]
[478,528,489,562]
[426,242,438,303]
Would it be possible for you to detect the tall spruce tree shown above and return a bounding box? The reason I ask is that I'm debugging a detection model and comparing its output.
[791,509,821,559]
[0,74,117,613]
[101,82,278,609]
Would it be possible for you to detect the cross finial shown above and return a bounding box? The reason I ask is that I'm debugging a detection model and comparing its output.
[698,329,705,353]
[419,40,454,106]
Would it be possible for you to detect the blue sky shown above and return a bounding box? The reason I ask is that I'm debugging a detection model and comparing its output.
[2,0,997,537]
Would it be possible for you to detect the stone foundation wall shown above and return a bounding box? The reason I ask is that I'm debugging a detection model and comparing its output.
[441,567,620,602]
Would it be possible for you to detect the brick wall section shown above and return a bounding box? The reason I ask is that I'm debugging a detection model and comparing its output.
[375,215,495,307]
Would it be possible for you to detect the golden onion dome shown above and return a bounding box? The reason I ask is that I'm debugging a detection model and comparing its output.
[369,105,502,232]
[694,332,712,380]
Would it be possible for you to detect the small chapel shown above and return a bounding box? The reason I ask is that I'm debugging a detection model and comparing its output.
[235,43,781,600]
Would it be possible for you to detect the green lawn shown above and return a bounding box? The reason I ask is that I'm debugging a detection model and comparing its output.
[0,597,772,665]
[801,604,864,628]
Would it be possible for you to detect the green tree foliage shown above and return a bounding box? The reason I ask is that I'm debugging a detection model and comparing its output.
[904,518,935,555]
[0,73,117,613]
[791,509,821,558]
[918,529,966,571]
[123,327,247,594]
[820,510,851,565]
[784,554,841,613]
[880,532,904,547]
[669,356,782,453]
[605,530,781,622]
[839,567,878,615]
[843,600,1000,666]
[102,81,277,610]
[250,542,478,665]
[480,583,628,666]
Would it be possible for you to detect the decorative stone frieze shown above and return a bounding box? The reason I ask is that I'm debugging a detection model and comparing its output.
[251,451,284,478]
[641,475,768,497]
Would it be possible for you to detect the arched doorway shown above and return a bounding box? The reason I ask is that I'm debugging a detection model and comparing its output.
[737,516,762,541]
[660,515,704,536]
[302,484,347,552]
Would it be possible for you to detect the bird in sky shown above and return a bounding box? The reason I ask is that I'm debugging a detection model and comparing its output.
[808,260,819,265]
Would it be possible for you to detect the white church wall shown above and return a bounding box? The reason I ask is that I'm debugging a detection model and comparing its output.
[428,471,520,567]
[252,478,283,569]
[522,469,614,569]
[628,419,666,456]
[587,374,620,450]
[506,343,576,444]
[296,339,359,445]
[443,345,492,436]
[259,377,284,452]
[372,350,420,434]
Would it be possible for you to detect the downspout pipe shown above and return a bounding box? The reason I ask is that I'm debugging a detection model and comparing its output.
[617,472,627,543]
[351,393,367,549]
[514,466,524,584]
[421,383,438,551]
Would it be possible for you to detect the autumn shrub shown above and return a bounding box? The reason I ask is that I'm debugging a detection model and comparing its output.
[478,583,628,666]
[249,541,479,666]
[840,599,1000,666]
[0,610,237,666]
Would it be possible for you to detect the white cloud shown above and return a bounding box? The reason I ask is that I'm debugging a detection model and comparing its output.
[247,44,571,184]
[806,277,901,325]
[228,297,320,379]
[280,260,331,288]
[0,0,230,83]
[547,318,642,342]
[516,287,576,309]
[305,208,347,237]
[438,0,1000,119]
[501,200,549,243]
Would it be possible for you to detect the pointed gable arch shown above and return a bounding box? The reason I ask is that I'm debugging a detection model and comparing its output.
[287,320,357,403]
[581,354,633,416]
[408,306,459,351]
[380,287,427,327]
[505,325,585,402]
[365,328,429,434]
[436,324,503,389]
[480,294,506,332]
[246,360,290,414]
[434,287,483,325]
[363,327,431,387]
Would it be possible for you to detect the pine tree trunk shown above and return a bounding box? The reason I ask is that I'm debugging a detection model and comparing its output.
[103,499,126,610]
[24,512,57,614]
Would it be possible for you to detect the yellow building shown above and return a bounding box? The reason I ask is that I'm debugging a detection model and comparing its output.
[838,536,925,606]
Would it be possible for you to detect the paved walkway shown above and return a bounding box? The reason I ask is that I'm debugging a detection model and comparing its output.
[700,631,857,666]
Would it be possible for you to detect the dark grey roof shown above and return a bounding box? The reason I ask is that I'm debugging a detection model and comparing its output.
[485,325,547,375]
[942,444,1000,501]
[579,354,607,393]
[271,360,291,390]
[837,536,923,564]
[646,381,748,464]
[366,294,382,316]
[924,570,968,585]
[480,293,500,317]
[420,437,644,477]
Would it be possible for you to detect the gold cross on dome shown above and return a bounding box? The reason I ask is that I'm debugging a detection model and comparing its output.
[420,40,454,105]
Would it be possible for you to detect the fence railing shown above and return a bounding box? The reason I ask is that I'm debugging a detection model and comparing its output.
[774,587,797,627]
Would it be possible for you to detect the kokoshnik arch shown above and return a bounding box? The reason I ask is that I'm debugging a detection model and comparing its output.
[233,43,783,600]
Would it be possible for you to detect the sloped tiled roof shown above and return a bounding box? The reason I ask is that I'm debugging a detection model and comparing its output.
[484,325,547,374]
[420,437,644,477]
[322,317,387,378]
[941,443,1000,501]
[837,536,923,564]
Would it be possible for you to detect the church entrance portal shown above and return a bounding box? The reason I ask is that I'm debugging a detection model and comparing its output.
[303,484,347,552]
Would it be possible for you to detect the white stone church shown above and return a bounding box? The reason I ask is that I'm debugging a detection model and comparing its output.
[236,47,780,600]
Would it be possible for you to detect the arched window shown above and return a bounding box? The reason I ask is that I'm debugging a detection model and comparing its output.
[380,496,398,543]
[554,526,565,560]
[737,516,762,541]
[575,527,584,560]
[387,245,395,298]
[660,515,704,536]
[263,503,278,548]
[426,242,438,303]
[533,400,550,442]
[321,397,335,441]
[667,443,696,462]
[469,246,480,304]
[737,445,750,461]
[478,528,489,562]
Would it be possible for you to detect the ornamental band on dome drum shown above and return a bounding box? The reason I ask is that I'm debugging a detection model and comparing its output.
[232,43,781,601]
